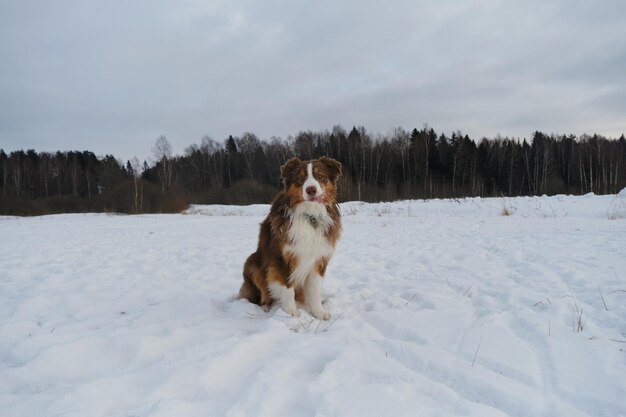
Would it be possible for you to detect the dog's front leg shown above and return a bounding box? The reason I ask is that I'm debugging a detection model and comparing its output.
[305,273,330,320]
[268,282,299,317]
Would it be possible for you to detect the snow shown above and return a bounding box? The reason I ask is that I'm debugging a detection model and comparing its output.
[1,194,625,417]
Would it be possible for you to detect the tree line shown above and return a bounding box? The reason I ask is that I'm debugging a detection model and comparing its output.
[1,125,625,215]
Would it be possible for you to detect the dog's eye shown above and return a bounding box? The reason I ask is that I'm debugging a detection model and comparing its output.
[317,174,327,182]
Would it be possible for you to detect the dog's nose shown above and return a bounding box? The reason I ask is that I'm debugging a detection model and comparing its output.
[306,186,317,196]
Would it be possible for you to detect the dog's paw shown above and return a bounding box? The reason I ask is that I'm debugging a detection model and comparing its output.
[283,305,300,317]
[311,308,330,321]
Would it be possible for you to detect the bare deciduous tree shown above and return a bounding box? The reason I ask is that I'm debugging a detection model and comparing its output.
[130,157,144,213]
[153,136,173,193]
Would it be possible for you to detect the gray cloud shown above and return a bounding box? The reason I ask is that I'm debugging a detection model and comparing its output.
[1,0,625,162]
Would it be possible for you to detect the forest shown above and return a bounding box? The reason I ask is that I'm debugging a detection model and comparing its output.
[1,125,625,215]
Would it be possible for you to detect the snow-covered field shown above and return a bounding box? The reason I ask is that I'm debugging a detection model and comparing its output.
[1,194,626,417]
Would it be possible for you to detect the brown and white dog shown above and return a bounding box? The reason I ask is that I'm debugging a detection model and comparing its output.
[238,156,342,320]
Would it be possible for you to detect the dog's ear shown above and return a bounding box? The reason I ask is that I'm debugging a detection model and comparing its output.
[280,157,302,186]
[320,157,342,183]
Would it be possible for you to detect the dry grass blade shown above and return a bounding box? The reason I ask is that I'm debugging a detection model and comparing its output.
[571,298,585,333]
[562,295,585,332]
[405,293,418,306]
[472,337,483,367]
[323,313,344,332]
[597,282,608,311]
[463,286,472,298]
[314,320,323,334]
[501,196,511,216]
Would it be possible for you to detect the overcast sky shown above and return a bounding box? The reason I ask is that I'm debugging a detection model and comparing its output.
[1,0,625,162]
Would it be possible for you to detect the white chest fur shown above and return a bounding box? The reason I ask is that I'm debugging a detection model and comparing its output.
[283,201,335,288]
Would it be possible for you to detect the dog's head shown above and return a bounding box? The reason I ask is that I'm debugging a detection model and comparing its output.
[280,156,341,205]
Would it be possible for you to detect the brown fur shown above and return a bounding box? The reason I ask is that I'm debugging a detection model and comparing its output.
[239,157,342,310]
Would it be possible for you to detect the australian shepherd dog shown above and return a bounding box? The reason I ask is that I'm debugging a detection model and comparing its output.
[238,156,342,320]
